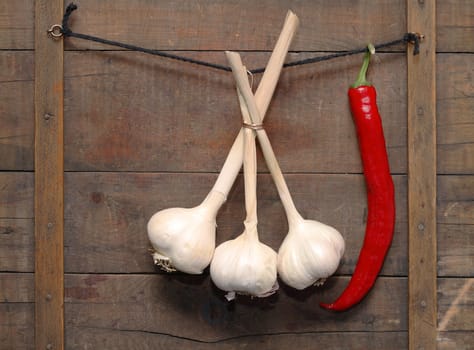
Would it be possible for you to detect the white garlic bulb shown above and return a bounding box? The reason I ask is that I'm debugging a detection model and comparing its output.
[210,86,278,300]
[210,221,278,301]
[147,190,225,274]
[277,216,345,290]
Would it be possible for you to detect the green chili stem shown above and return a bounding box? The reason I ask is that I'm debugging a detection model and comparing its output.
[352,44,375,88]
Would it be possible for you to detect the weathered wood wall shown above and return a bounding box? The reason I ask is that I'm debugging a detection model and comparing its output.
[1,0,472,349]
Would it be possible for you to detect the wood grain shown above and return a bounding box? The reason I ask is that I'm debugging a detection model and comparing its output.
[35,0,65,348]
[437,54,474,174]
[0,0,34,50]
[407,1,437,349]
[437,331,474,350]
[62,0,406,52]
[0,52,34,171]
[1,274,471,348]
[0,303,34,350]
[437,175,474,225]
[1,51,471,173]
[65,329,408,350]
[63,51,407,173]
[0,219,34,272]
[437,0,474,53]
[2,173,471,277]
[1,0,471,52]
[0,173,34,218]
[438,278,474,332]
[63,274,408,339]
[63,172,408,275]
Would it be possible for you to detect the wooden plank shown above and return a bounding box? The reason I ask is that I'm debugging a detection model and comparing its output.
[0,303,35,350]
[407,1,437,349]
[63,0,406,52]
[438,278,474,332]
[34,0,64,348]
[438,331,474,350]
[0,173,34,218]
[438,224,474,277]
[0,0,34,50]
[64,274,407,340]
[0,272,34,302]
[0,219,34,272]
[66,329,407,350]
[437,54,474,174]
[437,0,474,53]
[437,175,474,277]
[2,0,472,52]
[61,172,473,276]
[63,51,407,173]
[0,52,34,171]
[63,172,408,274]
[437,175,474,225]
[2,275,470,348]
[62,50,473,174]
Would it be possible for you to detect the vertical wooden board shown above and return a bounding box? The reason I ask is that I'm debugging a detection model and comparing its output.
[34,0,64,349]
[407,0,437,349]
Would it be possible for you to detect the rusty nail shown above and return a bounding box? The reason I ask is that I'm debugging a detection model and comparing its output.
[45,293,52,301]
[47,222,53,229]
[418,0,424,4]
[420,300,427,308]
[44,113,53,121]
[46,344,53,350]
[417,223,425,231]
[416,106,424,116]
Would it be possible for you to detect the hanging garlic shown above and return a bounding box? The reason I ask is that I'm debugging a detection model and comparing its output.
[146,12,299,274]
[210,71,278,301]
[147,191,225,274]
[277,216,345,289]
[226,51,345,290]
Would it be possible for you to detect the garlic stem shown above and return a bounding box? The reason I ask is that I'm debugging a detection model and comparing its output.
[227,51,302,227]
[210,11,299,198]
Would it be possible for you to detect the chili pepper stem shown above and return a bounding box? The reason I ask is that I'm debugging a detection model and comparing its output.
[352,44,375,88]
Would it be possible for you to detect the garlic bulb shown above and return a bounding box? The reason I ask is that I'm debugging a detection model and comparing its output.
[147,190,225,274]
[225,50,345,291]
[210,89,278,300]
[210,221,278,301]
[277,216,345,289]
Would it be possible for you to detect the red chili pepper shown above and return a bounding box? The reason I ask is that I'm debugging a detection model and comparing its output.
[320,45,395,311]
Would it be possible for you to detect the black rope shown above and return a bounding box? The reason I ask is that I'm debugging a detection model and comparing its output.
[61,3,420,74]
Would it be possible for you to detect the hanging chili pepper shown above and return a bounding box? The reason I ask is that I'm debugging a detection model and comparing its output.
[320,45,395,311]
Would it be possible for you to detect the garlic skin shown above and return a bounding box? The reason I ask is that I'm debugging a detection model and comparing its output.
[210,222,278,300]
[147,191,225,274]
[277,218,345,290]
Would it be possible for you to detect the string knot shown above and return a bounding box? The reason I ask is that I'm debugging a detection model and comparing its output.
[404,32,422,55]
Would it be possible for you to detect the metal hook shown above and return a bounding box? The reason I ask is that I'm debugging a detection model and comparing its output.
[47,24,64,40]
